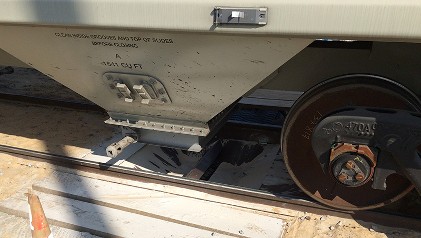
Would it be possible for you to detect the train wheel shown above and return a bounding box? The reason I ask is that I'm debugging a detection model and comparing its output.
[281,74,421,210]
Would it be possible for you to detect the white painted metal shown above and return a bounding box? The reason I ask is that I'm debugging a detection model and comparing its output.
[263,42,421,95]
[1,1,421,41]
[0,26,310,125]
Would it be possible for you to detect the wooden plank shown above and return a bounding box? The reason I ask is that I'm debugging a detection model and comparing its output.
[27,171,285,238]
[52,166,298,218]
[0,211,100,238]
[0,191,237,238]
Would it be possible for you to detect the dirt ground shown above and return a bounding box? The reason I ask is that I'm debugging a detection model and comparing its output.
[283,212,420,238]
[0,153,52,201]
[0,100,115,157]
[0,67,90,104]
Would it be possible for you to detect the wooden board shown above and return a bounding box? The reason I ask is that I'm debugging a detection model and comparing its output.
[0,170,285,238]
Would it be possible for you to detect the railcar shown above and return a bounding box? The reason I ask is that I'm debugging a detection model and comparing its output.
[1,0,421,210]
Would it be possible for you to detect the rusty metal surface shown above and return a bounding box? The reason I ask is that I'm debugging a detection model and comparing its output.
[329,143,376,187]
[281,74,421,210]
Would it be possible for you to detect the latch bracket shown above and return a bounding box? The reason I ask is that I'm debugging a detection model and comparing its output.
[104,73,171,105]
[214,7,267,25]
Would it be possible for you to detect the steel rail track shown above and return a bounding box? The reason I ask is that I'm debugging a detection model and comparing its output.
[0,144,420,231]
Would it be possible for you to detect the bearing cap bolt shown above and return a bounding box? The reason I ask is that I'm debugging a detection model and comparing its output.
[345,160,355,170]
[337,173,348,183]
[355,172,365,182]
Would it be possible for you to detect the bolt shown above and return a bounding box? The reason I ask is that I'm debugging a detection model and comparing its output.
[355,173,365,182]
[345,160,355,170]
[387,137,397,146]
[337,173,348,183]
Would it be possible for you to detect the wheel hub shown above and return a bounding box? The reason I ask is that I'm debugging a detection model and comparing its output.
[329,143,375,187]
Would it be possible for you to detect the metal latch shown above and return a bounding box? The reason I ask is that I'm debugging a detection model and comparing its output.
[214,7,267,25]
[133,84,158,104]
[116,83,134,102]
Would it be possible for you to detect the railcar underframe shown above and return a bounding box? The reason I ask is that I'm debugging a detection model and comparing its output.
[1,0,421,210]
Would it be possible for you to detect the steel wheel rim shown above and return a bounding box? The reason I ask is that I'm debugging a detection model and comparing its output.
[281,74,420,210]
